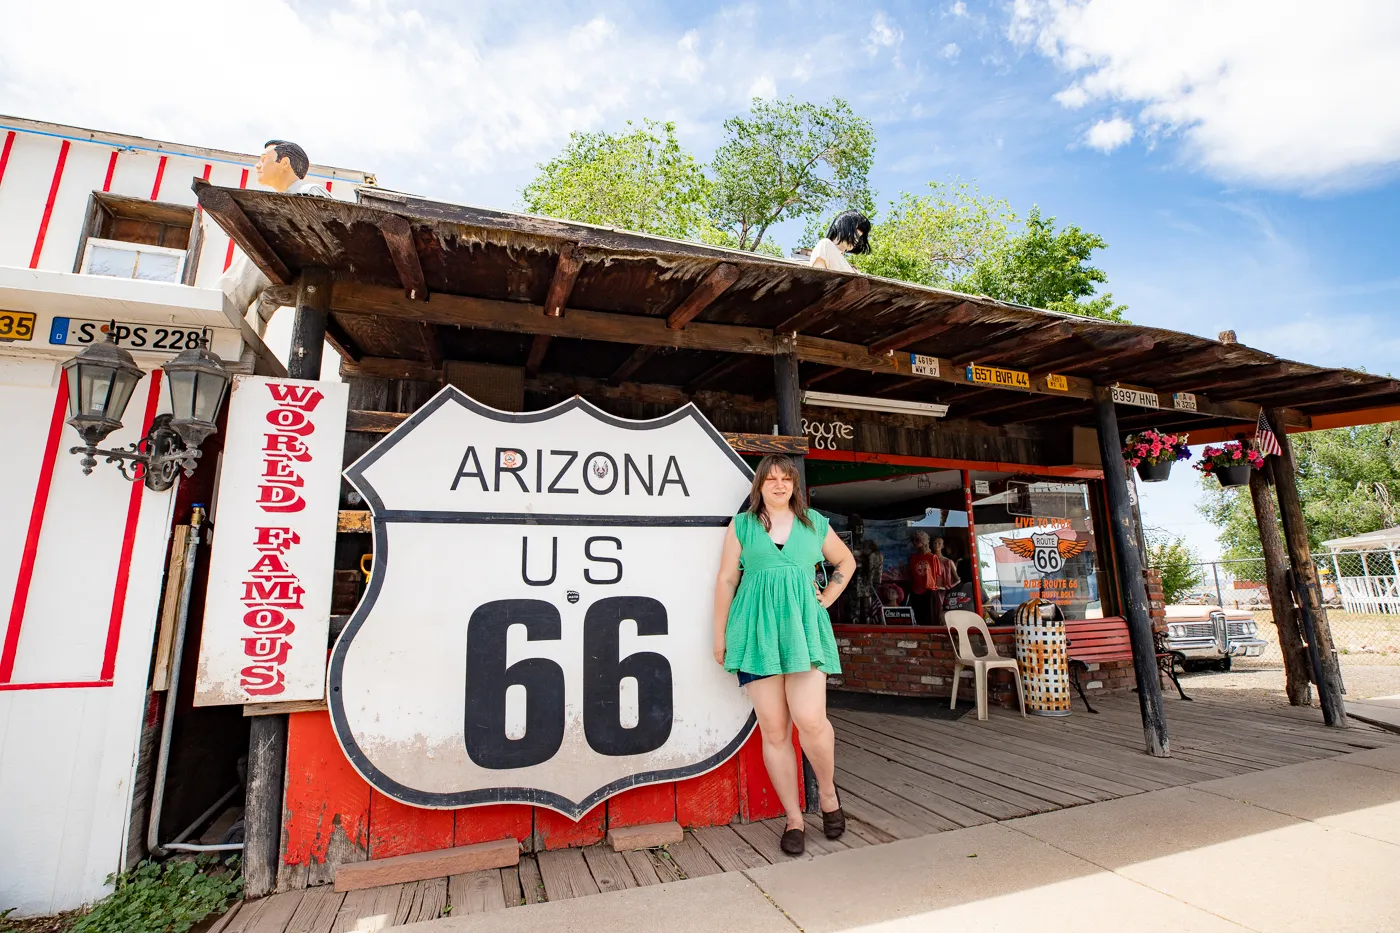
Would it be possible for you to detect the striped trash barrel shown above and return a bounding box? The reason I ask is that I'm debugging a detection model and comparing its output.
[1014,599,1071,717]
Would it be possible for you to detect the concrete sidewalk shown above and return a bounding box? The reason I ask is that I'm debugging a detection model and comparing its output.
[1346,694,1400,734]
[403,745,1400,933]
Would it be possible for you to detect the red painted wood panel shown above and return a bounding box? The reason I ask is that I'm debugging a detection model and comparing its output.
[606,782,676,829]
[454,804,533,847]
[676,757,739,827]
[368,790,455,860]
[532,803,605,850]
[737,727,804,821]
[281,711,371,871]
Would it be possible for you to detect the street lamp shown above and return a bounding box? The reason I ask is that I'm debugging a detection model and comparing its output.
[62,325,231,491]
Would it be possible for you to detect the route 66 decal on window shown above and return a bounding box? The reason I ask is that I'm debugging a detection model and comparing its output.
[331,389,756,817]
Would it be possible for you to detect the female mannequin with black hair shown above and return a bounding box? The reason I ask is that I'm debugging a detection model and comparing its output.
[809,210,871,273]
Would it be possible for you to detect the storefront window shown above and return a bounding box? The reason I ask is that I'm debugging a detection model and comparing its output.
[971,473,1104,622]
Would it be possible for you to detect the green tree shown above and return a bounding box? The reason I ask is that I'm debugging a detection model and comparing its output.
[1144,527,1207,602]
[850,180,1014,288]
[968,207,1127,321]
[1198,423,1400,558]
[709,97,875,252]
[520,120,713,240]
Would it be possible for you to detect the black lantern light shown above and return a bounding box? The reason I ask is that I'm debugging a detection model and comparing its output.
[62,323,231,491]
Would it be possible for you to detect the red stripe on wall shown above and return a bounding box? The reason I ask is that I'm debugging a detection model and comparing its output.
[223,168,250,271]
[0,131,16,187]
[202,163,212,181]
[0,379,71,682]
[150,155,168,201]
[0,680,112,692]
[325,181,333,192]
[29,139,71,269]
[102,151,119,192]
[100,373,163,681]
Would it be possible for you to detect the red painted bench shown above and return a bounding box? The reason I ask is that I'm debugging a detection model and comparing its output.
[1064,618,1189,714]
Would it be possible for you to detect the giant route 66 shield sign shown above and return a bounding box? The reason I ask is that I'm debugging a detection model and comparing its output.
[330,388,757,817]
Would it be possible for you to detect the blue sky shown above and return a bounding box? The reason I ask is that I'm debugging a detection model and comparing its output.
[5,0,1397,557]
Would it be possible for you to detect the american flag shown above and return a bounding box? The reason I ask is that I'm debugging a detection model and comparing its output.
[1255,410,1282,457]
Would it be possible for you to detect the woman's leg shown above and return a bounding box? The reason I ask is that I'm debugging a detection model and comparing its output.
[784,668,838,813]
[745,675,803,830]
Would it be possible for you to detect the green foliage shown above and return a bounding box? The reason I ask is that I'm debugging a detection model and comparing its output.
[520,120,714,241]
[850,181,1013,288]
[709,97,875,252]
[1144,528,1206,603]
[68,857,241,933]
[1198,423,1400,558]
[968,207,1128,321]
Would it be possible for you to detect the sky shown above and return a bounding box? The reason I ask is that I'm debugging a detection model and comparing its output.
[4,0,1398,559]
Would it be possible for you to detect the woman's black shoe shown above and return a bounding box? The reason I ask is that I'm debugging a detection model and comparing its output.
[780,827,805,855]
[822,806,846,840]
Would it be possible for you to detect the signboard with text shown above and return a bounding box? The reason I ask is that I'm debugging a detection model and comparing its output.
[330,390,756,816]
[195,376,348,705]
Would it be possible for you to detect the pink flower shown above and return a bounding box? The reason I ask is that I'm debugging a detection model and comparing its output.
[1232,449,1241,460]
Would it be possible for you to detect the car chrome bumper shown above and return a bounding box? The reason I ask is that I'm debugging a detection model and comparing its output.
[1165,637,1268,660]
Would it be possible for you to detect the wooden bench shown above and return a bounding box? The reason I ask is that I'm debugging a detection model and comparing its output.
[1064,618,1189,714]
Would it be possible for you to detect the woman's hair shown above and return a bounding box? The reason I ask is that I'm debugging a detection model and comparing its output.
[826,210,872,255]
[747,454,815,531]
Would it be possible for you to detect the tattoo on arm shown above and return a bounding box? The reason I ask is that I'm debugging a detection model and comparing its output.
[829,571,846,586]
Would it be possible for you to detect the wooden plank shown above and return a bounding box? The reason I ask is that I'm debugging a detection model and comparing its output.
[205,902,243,933]
[609,345,659,386]
[606,782,677,829]
[535,849,600,900]
[667,262,740,329]
[377,215,427,301]
[581,845,638,894]
[524,334,551,378]
[647,848,686,884]
[282,886,344,933]
[723,432,808,455]
[150,524,189,691]
[328,884,401,932]
[532,803,605,850]
[831,769,960,834]
[663,835,724,879]
[398,877,447,925]
[500,867,524,908]
[869,301,979,352]
[773,276,871,333]
[835,743,1007,825]
[340,357,442,382]
[447,869,506,914]
[518,856,547,905]
[543,242,581,318]
[367,790,455,860]
[280,712,372,891]
[843,817,893,846]
[195,182,291,284]
[684,355,753,392]
[390,882,422,925]
[732,818,805,863]
[244,698,328,717]
[691,825,769,871]
[675,755,740,828]
[621,849,663,886]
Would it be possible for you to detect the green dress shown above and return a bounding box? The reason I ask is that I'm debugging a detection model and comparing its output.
[724,510,842,677]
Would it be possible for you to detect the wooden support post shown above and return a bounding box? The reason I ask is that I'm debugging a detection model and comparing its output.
[289,266,332,381]
[1248,466,1314,706]
[1265,410,1349,727]
[245,266,334,898]
[1092,389,1170,757]
[773,340,805,488]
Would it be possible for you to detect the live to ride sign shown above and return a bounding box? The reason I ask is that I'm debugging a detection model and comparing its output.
[331,389,757,817]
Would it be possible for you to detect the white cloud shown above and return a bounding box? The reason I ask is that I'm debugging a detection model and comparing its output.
[866,11,904,57]
[748,75,778,100]
[1010,0,1400,190]
[1053,85,1089,109]
[1085,117,1134,152]
[941,42,961,61]
[950,2,968,16]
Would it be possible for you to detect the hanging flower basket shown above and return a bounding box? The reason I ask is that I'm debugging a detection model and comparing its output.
[1123,429,1191,483]
[1195,442,1263,488]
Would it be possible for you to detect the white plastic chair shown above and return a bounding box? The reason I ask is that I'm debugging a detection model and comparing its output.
[945,609,1027,721]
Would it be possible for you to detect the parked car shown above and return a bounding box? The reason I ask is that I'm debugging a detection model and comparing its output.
[1163,604,1267,671]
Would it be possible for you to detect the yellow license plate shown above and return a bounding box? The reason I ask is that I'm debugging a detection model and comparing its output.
[0,310,36,342]
[967,363,1031,390]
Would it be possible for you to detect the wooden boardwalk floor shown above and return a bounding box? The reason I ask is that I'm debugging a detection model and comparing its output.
[213,694,1400,932]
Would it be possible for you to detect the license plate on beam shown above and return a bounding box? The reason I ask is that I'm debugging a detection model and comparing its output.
[49,317,207,354]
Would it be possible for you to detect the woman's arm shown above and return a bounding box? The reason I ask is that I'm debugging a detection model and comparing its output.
[817,527,857,609]
[712,521,743,665]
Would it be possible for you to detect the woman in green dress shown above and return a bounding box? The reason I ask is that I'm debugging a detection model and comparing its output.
[712,455,857,855]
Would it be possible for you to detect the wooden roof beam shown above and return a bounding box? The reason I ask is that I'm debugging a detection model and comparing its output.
[1207,369,1367,400]
[667,263,740,329]
[869,301,980,353]
[525,334,552,377]
[529,242,584,372]
[417,322,443,367]
[773,276,870,334]
[1051,335,1157,375]
[1255,379,1400,408]
[609,345,660,386]
[959,321,1074,366]
[194,182,291,285]
[324,314,362,363]
[378,214,428,301]
[685,356,755,393]
[1156,362,1292,394]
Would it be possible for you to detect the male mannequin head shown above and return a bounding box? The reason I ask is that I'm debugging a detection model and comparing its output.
[255,139,311,192]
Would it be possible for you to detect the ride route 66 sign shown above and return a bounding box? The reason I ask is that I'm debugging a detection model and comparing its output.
[330,388,757,817]
[1003,532,1089,575]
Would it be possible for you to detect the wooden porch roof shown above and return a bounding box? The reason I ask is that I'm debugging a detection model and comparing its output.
[194,180,1400,437]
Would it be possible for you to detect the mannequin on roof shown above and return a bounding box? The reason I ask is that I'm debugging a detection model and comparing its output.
[808,210,871,274]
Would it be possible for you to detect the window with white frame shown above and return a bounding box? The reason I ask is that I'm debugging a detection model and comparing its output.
[74,192,197,284]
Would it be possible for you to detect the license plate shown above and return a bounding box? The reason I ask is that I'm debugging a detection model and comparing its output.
[49,317,206,353]
[0,309,37,342]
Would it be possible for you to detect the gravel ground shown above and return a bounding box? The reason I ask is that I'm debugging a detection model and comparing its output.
[1179,662,1400,710]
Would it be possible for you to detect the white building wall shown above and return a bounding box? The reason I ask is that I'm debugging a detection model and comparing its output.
[0,118,372,916]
